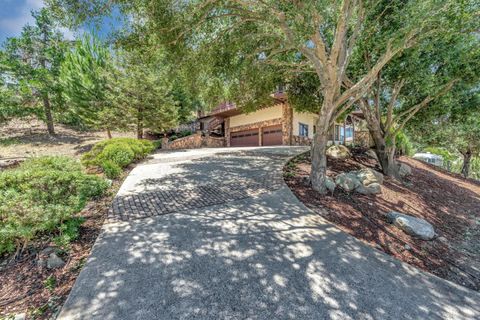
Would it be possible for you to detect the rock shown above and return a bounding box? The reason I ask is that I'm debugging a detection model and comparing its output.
[356,182,382,195]
[398,163,412,178]
[355,168,384,186]
[335,172,361,192]
[301,176,311,186]
[326,145,351,160]
[437,236,448,244]
[47,253,65,269]
[386,211,436,240]
[41,247,55,255]
[325,177,336,193]
[365,149,378,160]
[14,313,26,320]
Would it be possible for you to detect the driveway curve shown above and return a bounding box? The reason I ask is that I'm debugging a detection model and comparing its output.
[59,147,479,320]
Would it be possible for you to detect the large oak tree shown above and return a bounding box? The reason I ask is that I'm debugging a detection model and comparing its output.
[47,0,474,192]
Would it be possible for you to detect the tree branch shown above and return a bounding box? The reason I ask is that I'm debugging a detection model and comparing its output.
[393,79,458,135]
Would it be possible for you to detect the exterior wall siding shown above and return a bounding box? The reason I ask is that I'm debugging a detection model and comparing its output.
[292,111,318,139]
[229,104,283,128]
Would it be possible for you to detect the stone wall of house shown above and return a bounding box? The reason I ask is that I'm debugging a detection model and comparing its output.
[292,135,312,146]
[225,118,231,147]
[166,133,225,150]
[168,133,203,149]
[282,103,293,145]
[205,136,226,148]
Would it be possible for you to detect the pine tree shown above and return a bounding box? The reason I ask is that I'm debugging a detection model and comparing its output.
[1,9,66,135]
[115,51,178,139]
[61,35,128,137]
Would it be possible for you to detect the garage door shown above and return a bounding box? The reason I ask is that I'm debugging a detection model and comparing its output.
[230,129,259,147]
[262,125,283,146]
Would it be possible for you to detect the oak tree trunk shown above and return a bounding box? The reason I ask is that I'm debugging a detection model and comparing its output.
[42,93,55,135]
[461,150,472,178]
[361,108,399,177]
[371,133,398,177]
[106,128,112,139]
[310,107,332,194]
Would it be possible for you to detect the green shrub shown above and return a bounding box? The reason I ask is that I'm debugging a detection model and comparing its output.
[81,138,155,177]
[100,143,135,167]
[101,160,123,179]
[0,156,109,255]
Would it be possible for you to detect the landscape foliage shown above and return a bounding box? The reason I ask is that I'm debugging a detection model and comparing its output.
[0,156,108,255]
[81,138,156,178]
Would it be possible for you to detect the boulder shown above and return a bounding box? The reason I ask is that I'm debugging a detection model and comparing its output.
[326,145,351,160]
[355,168,384,186]
[386,211,436,240]
[14,313,26,320]
[356,182,382,195]
[325,177,336,193]
[398,163,412,178]
[335,172,361,192]
[365,149,378,160]
[47,253,65,269]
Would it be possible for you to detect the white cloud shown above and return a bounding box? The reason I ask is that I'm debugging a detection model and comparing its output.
[0,0,44,34]
[0,0,80,40]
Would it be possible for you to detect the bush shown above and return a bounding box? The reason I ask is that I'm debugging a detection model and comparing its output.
[82,138,155,178]
[101,160,123,179]
[0,156,109,255]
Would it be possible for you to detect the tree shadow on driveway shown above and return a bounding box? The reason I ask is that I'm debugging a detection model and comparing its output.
[59,147,479,319]
[60,189,479,320]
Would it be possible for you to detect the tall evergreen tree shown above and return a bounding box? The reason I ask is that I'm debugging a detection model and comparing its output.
[60,35,127,137]
[1,9,67,135]
[115,51,179,139]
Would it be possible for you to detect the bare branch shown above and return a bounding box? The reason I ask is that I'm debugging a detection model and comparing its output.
[338,0,365,79]
[330,0,353,64]
[385,78,405,132]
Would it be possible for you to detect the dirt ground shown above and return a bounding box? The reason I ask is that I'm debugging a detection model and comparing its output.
[284,149,480,292]
[0,118,134,166]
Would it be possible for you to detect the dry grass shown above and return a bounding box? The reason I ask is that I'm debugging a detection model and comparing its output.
[0,118,134,162]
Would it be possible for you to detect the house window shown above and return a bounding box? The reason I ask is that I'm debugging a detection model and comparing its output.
[313,125,317,134]
[346,127,353,138]
[299,123,309,137]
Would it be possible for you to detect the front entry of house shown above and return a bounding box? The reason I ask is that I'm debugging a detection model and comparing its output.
[230,129,259,147]
[261,125,282,146]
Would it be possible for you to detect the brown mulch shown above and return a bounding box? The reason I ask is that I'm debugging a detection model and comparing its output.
[284,149,480,291]
[0,173,128,319]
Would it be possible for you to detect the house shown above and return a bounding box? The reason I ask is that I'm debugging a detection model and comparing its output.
[197,95,372,148]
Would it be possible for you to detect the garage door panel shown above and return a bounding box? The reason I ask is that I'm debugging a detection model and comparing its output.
[262,125,283,146]
[230,129,259,147]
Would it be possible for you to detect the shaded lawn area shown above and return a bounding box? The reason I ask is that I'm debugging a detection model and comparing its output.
[284,150,480,291]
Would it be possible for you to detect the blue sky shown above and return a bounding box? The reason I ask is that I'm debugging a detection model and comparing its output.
[0,0,122,43]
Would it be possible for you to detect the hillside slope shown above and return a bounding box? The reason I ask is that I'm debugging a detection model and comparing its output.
[285,150,480,291]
